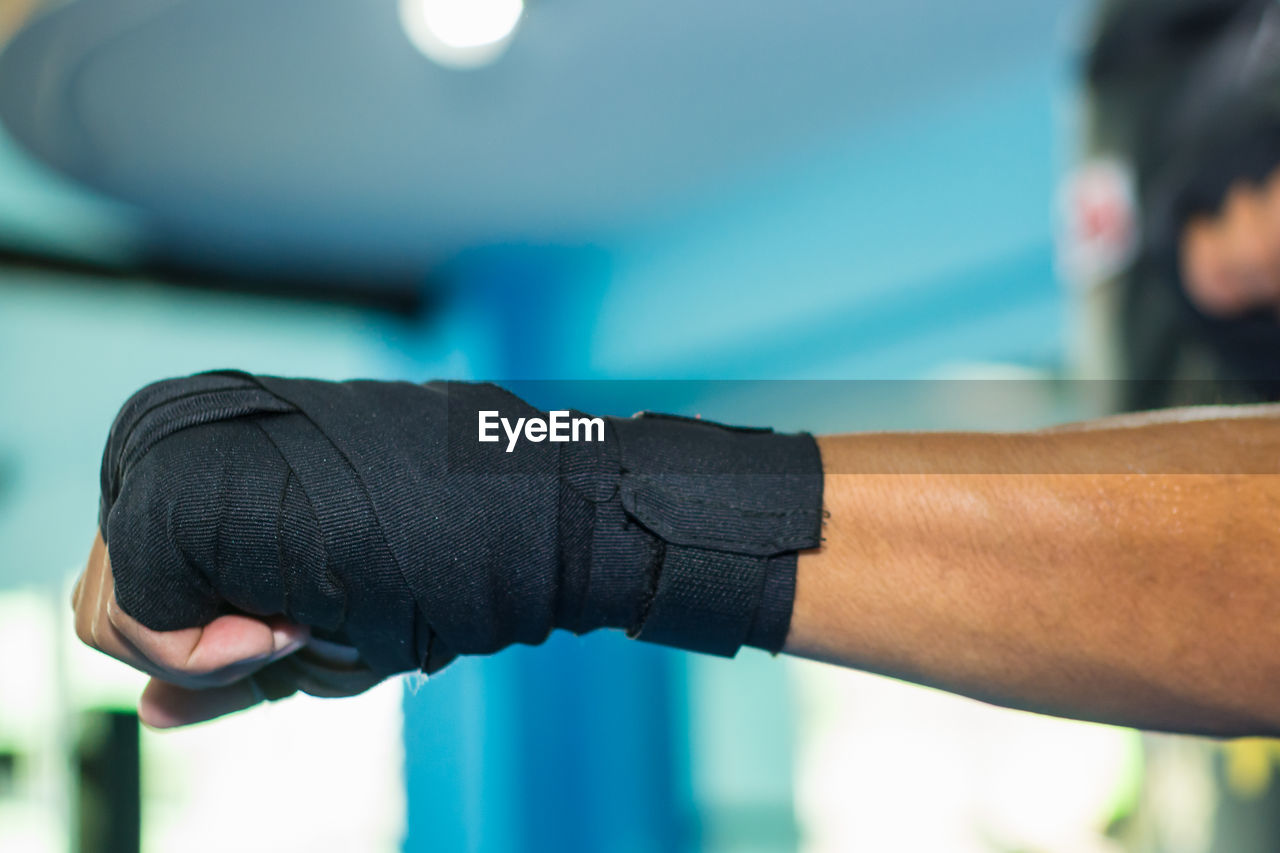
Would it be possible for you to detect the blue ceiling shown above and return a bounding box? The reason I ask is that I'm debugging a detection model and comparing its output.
[0,0,1082,275]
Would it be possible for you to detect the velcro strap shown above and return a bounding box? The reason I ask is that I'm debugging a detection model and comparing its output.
[620,473,822,556]
[609,412,823,656]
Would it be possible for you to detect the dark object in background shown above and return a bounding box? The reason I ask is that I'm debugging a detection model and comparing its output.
[0,749,17,798]
[1085,8,1280,851]
[1086,0,1280,407]
[76,709,140,853]
[0,243,430,318]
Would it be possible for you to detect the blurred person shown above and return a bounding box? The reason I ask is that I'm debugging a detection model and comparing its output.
[72,372,1280,738]
[1083,0,1280,407]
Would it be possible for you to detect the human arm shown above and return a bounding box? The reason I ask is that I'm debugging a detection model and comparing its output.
[790,406,1280,736]
[73,376,1280,735]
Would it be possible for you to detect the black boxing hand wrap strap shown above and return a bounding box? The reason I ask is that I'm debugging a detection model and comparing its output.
[607,414,822,656]
[100,372,824,676]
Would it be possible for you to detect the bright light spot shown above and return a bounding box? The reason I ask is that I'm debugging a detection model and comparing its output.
[399,0,524,69]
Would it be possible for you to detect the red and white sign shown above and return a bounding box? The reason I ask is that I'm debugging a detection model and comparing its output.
[1057,158,1139,287]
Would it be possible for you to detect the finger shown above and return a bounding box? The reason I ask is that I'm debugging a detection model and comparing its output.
[85,535,157,673]
[99,544,308,681]
[73,529,106,612]
[303,636,363,666]
[110,597,307,681]
[138,644,386,729]
[74,532,108,649]
[81,553,204,682]
[289,668,383,698]
[95,608,302,689]
[88,568,307,686]
[138,650,381,730]
[71,574,84,612]
[284,650,383,698]
[139,676,266,729]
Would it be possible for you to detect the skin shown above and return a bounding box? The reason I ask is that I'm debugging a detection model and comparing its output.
[73,533,381,728]
[74,404,1280,734]
[790,405,1280,737]
[1182,169,1280,318]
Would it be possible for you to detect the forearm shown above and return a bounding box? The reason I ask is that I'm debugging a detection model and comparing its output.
[788,408,1280,736]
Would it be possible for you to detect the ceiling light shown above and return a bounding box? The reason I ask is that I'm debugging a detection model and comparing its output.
[399,0,524,69]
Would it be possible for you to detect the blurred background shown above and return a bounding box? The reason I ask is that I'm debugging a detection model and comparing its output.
[3,0,1280,851]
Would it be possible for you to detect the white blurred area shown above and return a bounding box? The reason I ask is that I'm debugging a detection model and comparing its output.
[0,581,406,853]
[791,658,1144,853]
[0,591,65,853]
[139,680,405,853]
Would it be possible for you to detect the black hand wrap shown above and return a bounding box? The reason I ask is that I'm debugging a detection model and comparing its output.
[100,372,824,677]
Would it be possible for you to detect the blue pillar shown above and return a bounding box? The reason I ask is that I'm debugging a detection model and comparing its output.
[402,247,696,853]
